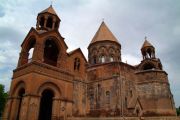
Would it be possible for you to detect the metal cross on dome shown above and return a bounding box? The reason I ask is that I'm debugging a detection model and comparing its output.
[145,36,147,40]
[51,0,54,6]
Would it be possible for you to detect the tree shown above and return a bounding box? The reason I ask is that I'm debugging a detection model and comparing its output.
[0,84,8,118]
[177,106,180,116]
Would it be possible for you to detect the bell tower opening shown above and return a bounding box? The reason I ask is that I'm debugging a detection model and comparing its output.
[43,39,59,66]
[27,39,36,63]
[46,17,53,28]
[143,63,155,70]
[39,16,45,28]
[39,89,54,120]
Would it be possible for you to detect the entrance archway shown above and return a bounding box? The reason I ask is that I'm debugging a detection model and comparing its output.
[39,89,54,120]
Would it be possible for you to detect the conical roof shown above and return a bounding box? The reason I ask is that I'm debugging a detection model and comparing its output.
[89,21,120,45]
[39,5,58,16]
[141,40,154,49]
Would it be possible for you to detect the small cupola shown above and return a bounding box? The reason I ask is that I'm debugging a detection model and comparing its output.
[141,37,155,60]
[36,5,61,31]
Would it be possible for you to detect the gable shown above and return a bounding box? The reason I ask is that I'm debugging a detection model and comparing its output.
[68,48,87,63]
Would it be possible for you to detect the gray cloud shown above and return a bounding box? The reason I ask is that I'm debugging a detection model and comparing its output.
[0,4,5,17]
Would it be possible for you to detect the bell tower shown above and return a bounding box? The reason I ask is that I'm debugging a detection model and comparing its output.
[3,6,74,120]
[141,37,155,60]
[135,37,176,116]
[139,37,162,70]
[36,5,61,31]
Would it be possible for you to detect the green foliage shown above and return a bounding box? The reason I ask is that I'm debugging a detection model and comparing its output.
[0,84,8,118]
[177,107,180,116]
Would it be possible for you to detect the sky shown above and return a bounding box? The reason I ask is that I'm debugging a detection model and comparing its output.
[0,0,180,107]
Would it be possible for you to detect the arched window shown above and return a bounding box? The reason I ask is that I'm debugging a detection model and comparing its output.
[74,58,80,71]
[93,56,96,64]
[99,55,105,63]
[43,39,59,66]
[143,63,155,70]
[40,16,45,27]
[110,55,114,62]
[28,48,34,63]
[46,17,53,28]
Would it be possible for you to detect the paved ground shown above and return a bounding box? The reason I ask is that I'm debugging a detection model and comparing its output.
[67,116,180,120]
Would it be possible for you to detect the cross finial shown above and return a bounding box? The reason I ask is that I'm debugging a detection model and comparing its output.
[145,36,147,40]
[102,18,105,22]
[50,0,53,6]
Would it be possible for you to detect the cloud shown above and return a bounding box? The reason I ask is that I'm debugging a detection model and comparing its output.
[0,26,24,91]
[0,4,5,17]
[122,54,141,65]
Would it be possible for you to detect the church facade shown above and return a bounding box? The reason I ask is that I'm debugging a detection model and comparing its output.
[3,6,177,120]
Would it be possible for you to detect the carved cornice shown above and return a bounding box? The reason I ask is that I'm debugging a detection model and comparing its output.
[13,61,74,82]
[137,80,169,85]
[135,70,167,75]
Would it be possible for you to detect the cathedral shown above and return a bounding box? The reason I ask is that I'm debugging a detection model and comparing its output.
[3,5,177,120]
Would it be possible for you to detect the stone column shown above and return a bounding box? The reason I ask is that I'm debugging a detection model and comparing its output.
[17,51,29,67]
[52,98,61,120]
[2,98,13,120]
[44,16,48,28]
[36,17,40,29]
[52,19,56,29]
[27,96,41,120]
[19,96,30,120]
[9,97,20,120]
[33,42,44,62]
